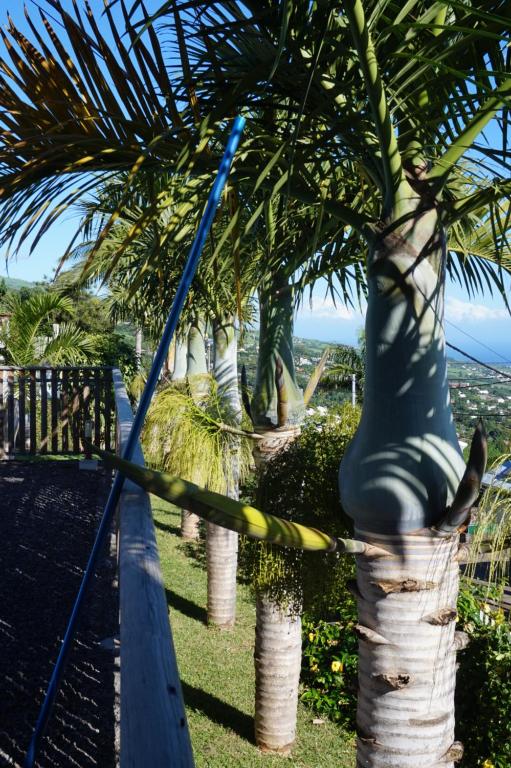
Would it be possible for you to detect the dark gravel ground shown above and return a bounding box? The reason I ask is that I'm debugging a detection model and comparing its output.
[0,461,118,768]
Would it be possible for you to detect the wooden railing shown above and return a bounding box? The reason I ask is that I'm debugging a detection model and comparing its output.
[112,369,194,767]
[0,366,114,459]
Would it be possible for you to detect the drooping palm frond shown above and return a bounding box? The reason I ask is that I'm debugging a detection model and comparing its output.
[143,384,253,493]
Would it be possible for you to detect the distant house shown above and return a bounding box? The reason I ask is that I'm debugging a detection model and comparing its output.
[482,459,511,492]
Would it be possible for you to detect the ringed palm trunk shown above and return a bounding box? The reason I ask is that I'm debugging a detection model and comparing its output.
[251,271,305,753]
[206,316,241,628]
[340,204,466,768]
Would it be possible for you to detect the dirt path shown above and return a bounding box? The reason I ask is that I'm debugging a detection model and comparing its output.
[0,461,118,768]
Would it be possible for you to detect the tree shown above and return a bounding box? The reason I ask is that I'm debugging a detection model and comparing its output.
[0,291,96,366]
[2,2,511,765]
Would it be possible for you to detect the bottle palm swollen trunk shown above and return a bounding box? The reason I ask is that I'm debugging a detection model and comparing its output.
[207,317,241,628]
[340,207,466,768]
[251,271,304,753]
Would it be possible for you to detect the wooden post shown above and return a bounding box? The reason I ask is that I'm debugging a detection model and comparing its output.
[51,369,59,453]
[29,369,37,455]
[94,369,101,446]
[7,368,14,456]
[104,369,112,451]
[61,369,69,453]
[19,369,26,453]
[71,368,81,454]
[40,368,48,454]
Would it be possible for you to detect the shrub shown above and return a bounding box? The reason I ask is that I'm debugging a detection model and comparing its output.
[455,580,511,768]
[301,595,358,729]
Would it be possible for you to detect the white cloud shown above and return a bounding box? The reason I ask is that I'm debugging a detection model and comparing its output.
[445,297,508,322]
[296,296,365,321]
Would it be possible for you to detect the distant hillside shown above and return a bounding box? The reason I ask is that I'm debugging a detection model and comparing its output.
[1,276,36,290]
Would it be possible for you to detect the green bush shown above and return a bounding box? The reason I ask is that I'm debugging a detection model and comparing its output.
[240,403,360,612]
[301,596,358,729]
[455,581,511,768]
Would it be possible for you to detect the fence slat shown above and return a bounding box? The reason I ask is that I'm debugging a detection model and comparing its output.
[6,369,15,455]
[18,370,26,453]
[104,370,112,451]
[40,368,48,454]
[71,370,80,453]
[51,370,59,453]
[94,370,101,447]
[29,370,37,454]
[61,370,69,453]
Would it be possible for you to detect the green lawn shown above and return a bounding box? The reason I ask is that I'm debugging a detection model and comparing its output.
[152,498,356,768]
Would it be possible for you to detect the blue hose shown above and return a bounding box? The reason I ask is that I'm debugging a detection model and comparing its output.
[24,115,245,768]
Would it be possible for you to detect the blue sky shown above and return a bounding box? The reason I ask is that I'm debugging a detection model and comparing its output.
[1,2,510,364]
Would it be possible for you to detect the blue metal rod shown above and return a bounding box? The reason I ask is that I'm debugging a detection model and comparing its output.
[24,115,245,768]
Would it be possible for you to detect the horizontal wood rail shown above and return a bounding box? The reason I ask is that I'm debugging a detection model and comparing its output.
[0,366,114,459]
[113,368,194,767]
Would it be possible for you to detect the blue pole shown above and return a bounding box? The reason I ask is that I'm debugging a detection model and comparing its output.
[24,115,245,768]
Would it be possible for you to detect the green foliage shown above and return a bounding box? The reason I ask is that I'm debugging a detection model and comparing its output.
[301,594,358,730]
[455,580,511,768]
[0,290,97,366]
[241,403,360,611]
[143,383,252,494]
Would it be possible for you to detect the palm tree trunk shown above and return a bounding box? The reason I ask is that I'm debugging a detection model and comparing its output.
[171,332,188,382]
[251,274,305,752]
[254,594,302,754]
[207,317,241,628]
[187,317,209,400]
[354,532,461,768]
[340,208,466,767]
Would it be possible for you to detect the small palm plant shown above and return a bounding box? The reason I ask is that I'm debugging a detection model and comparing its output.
[0,291,96,367]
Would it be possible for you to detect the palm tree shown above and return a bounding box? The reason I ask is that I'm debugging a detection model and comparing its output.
[0,291,96,366]
[157,3,511,764]
[2,3,511,765]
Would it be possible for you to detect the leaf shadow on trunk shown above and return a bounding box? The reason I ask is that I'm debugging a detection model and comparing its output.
[180,681,254,743]
[165,588,207,625]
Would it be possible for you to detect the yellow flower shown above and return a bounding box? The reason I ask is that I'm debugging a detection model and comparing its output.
[310,664,319,673]
[331,660,343,673]
[482,759,495,768]
[482,603,491,614]
[494,609,505,626]
[308,632,315,643]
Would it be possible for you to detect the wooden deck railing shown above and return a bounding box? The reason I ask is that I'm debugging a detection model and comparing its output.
[112,368,194,767]
[0,366,114,459]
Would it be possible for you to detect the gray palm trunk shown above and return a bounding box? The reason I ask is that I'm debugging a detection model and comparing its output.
[171,332,188,382]
[340,206,466,768]
[206,316,241,628]
[251,273,305,753]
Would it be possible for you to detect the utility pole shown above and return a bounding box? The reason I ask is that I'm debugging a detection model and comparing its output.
[351,373,357,406]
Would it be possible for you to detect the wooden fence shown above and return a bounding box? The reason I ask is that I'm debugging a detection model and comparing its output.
[0,366,114,459]
[112,369,194,767]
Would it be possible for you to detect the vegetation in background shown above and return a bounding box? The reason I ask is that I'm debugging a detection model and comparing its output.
[152,497,356,768]
[455,581,511,768]
[241,403,360,613]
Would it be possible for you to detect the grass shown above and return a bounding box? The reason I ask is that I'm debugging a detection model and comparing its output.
[152,498,356,768]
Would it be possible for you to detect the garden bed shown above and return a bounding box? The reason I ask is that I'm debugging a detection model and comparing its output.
[0,460,118,768]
